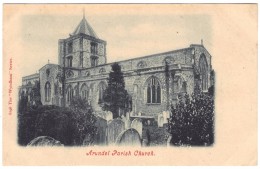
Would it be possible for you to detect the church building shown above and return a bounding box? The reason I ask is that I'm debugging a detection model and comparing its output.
[20,15,213,118]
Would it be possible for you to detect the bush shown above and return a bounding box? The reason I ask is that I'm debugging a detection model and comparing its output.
[69,97,97,146]
[168,93,214,146]
[18,97,97,146]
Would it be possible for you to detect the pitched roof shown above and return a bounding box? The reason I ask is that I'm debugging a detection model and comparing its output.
[72,16,98,38]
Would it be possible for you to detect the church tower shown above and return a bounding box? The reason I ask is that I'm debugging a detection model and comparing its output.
[58,15,107,68]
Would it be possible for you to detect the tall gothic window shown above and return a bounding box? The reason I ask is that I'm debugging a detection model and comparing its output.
[180,82,187,93]
[67,86,73,103]
[147,77,161,104]
[199,54,208,91]
[98,82,106,104]
[45,82,51,102]
[80,84,88,100]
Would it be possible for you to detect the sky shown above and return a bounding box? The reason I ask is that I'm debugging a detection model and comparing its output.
[17,5,212,78]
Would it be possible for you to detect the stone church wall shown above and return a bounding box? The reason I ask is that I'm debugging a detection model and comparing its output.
[33,44,210,119]
[39,64,60,105]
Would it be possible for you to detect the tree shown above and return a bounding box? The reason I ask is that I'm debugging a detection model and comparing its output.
[102,63,129,119]
[30,80,42,107]
[168,93,214,146]
[69,97,97,146]
[18,97,97,146]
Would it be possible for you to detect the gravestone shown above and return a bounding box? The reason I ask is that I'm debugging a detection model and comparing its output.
[125,112,130,120]
[96,111,113,122]
[125,119,131,129]
[107,118,125,145]
[121,115,131,130]
[131,118,143,138]
[105,111,113,121]
[162,111,170,124]
[94,117,108,145]
[158,114,164,127]
[129,111,134,117]
[27,136,63,146]
[115,128,142,146]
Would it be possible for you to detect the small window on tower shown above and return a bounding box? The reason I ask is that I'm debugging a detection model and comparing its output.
[67,56,73,67]
[91,56,98,67]
[68,42,73,54]
[80,52,83,67]
[91,42,98,54]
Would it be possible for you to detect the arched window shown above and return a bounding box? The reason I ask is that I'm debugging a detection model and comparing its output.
[91,42,98,54]
[67,56,73,67]
[80,84,88,100]
[68,42,73,54]
[199,54,208,91]
[74,85,79,97]
[180,82,187,93]
[147,77,161,104]
[80,52,83,67]
[67,86,73,103]
[91,56,98,67]
[45,82,51,102]
[98,82,106,104]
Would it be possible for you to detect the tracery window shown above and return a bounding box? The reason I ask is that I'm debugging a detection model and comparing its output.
[67,86,73,103]
[80,84,88,100]
[98,82,106,104]
[147,77,161,104]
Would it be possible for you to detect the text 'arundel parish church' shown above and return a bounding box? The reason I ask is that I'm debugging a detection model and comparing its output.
[19,15,213,118]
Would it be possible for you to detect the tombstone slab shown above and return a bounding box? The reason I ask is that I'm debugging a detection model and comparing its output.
[94,117,108,145]
[107,118,125,145]
[131,118,143,138]
[115,128,142,146]
[27,136,63,146]
[105,111,113,121]
[158,114,164,127]
[162,111,170,124]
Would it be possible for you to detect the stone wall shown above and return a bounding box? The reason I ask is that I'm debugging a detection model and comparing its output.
[22,73,39,86]
[58,35,106,69]
[26,44,212,119]
[192,44,212,89]
[62,45,198,117]
[39,64,61,105]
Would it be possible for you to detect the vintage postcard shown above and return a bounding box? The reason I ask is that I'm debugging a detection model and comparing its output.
[2,4,257,165]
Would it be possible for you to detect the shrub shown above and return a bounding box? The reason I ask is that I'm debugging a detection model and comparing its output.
[18,97,97,146]
[168,93,214,146]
